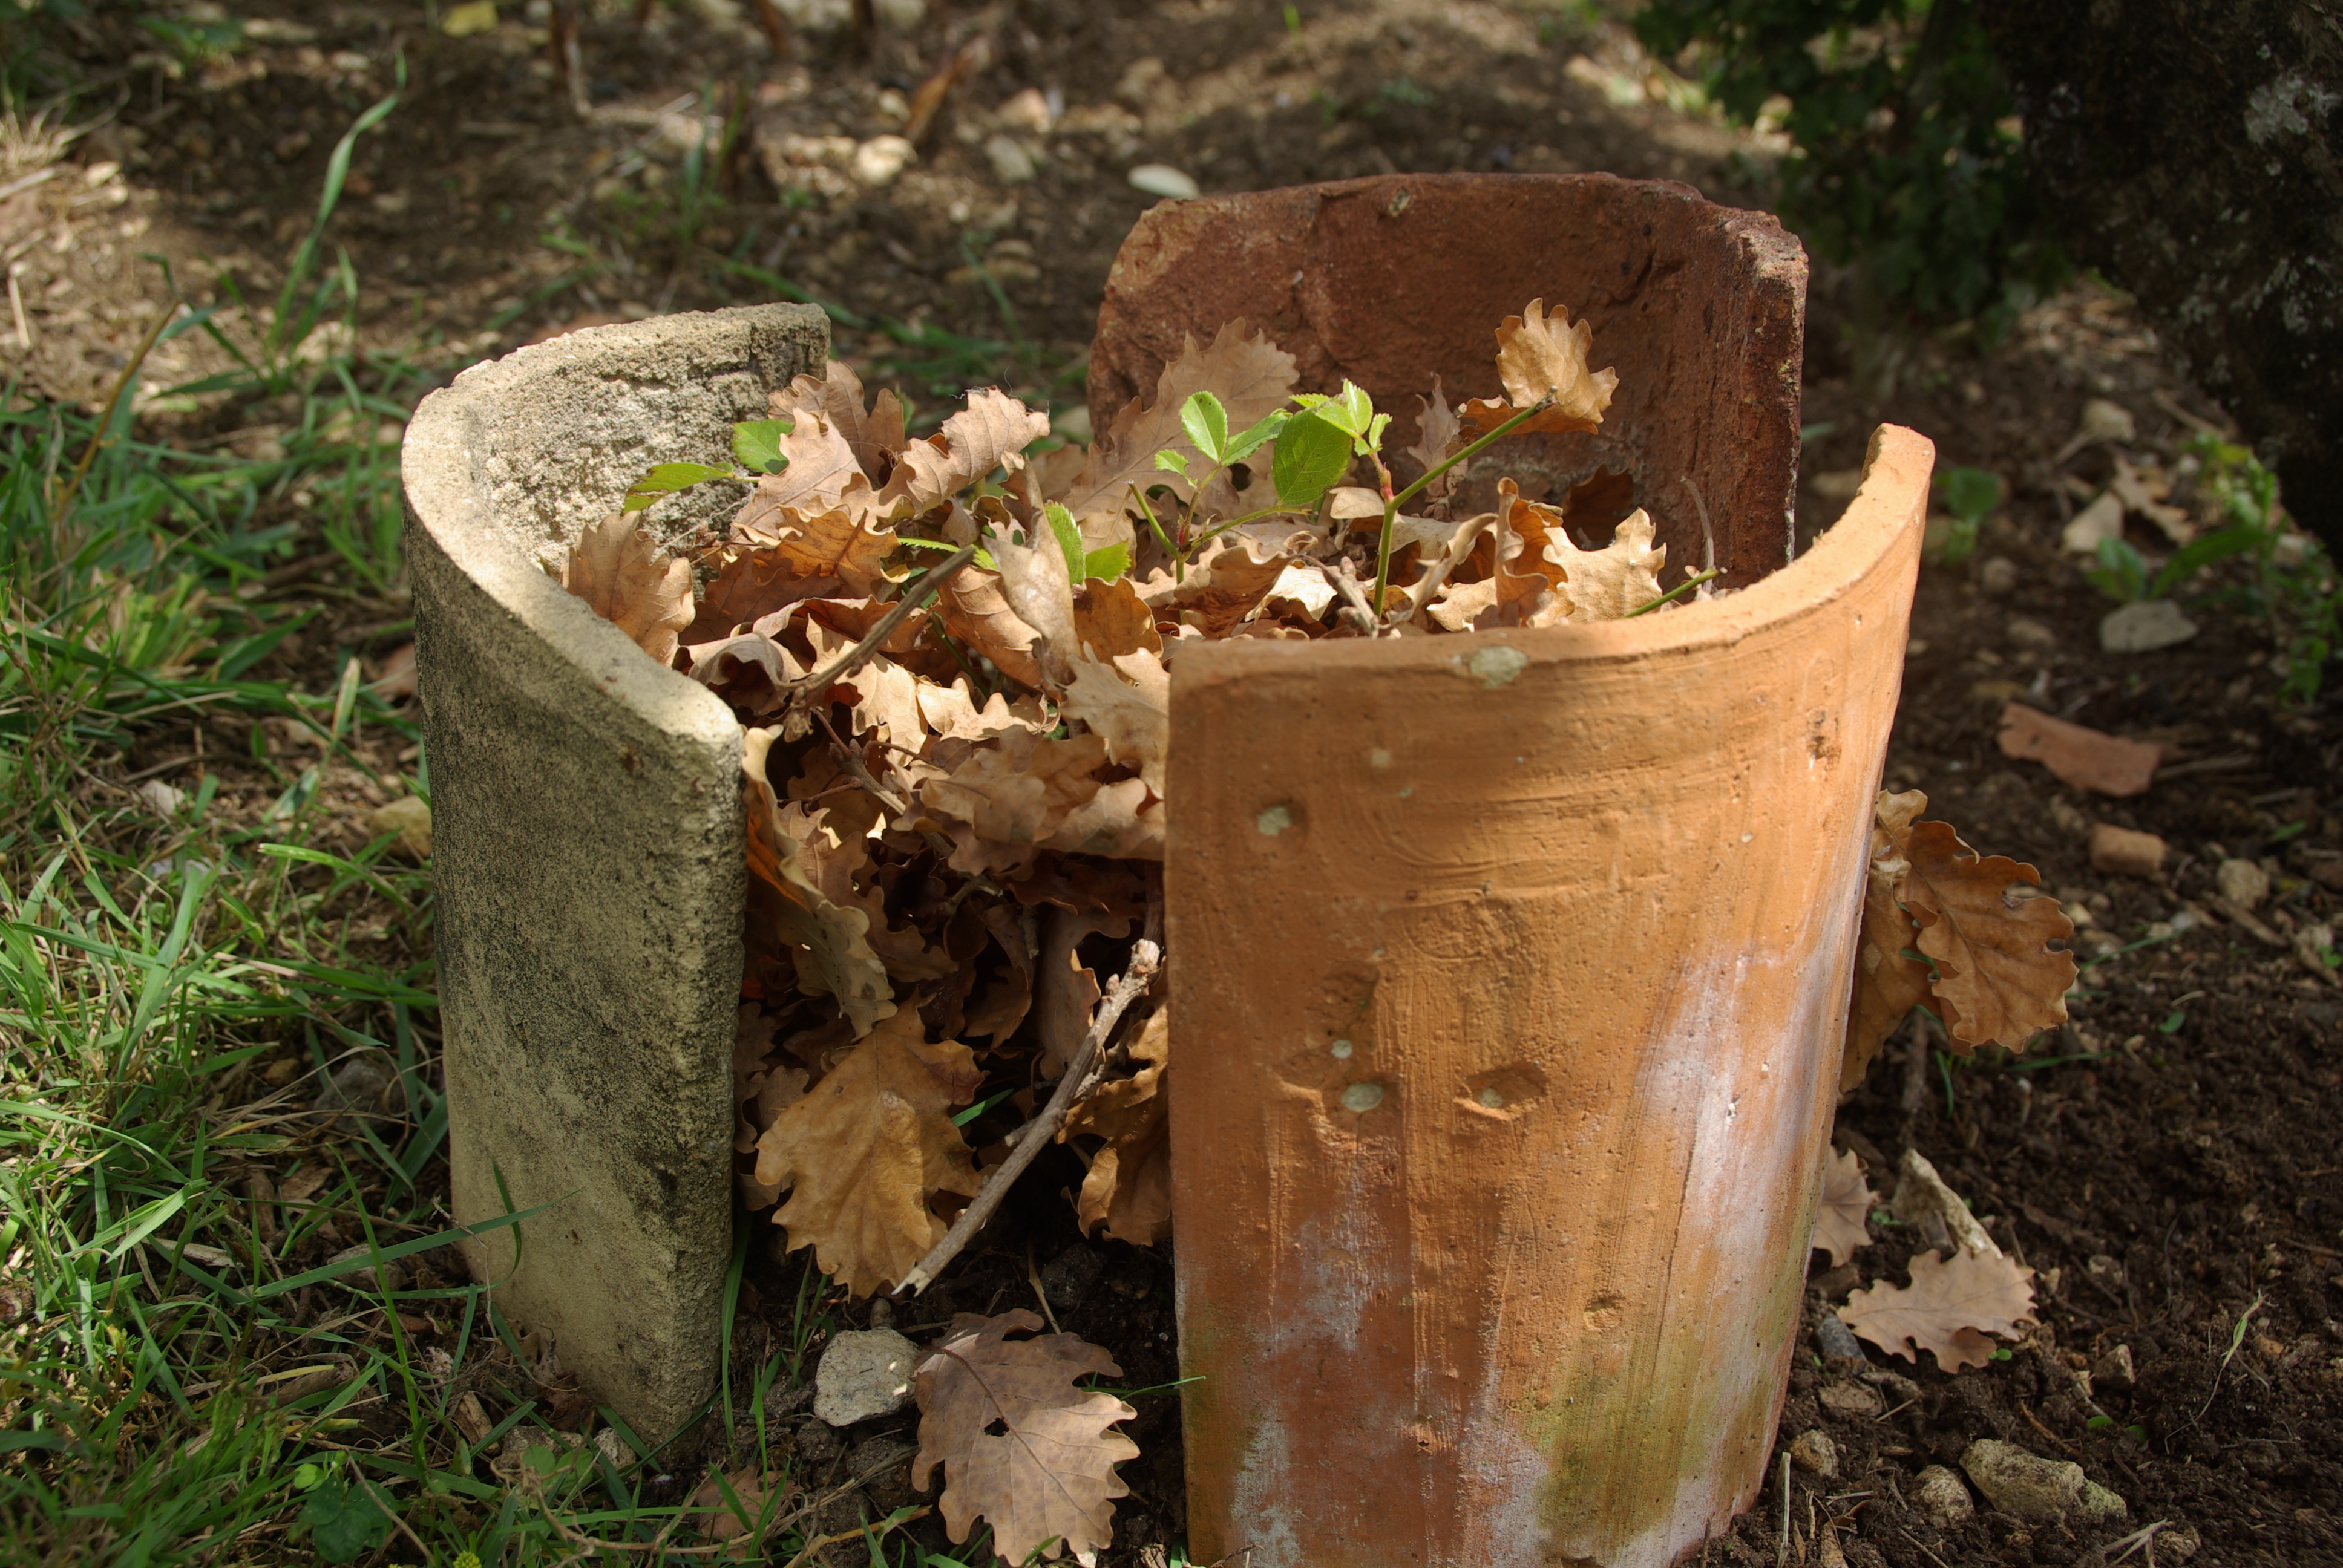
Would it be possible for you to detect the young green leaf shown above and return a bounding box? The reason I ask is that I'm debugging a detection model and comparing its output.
[1271,409,1353,508]
[732,417,794,475]
[1152,449,1190,479]
[1224,409,1291,464]
[1937,466,2001,526]
[621,461,741,514]
[902,536,1000,572]
[2086,536,2148,603]
[1180,391,1230,465]
[1083,541,1133,581]
[1044,502,1087,581]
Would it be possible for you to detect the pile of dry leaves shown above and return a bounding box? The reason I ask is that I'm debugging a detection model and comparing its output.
[558,301,2083,1558]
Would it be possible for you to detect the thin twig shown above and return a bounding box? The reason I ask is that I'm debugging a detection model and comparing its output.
[900,913,1162,1293]
[1329,558,1383,635]
[53,304,178,520]
[360,1474,434,1562]
[1682,474,1717,578]
[778,1508,931,1568]
[785,543,977,715]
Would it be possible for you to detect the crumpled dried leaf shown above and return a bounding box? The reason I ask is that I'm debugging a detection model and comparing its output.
[1056,321,1297,524]
[1404,377,1463,503]
[1072,577,1164,660]
[1034,907,1132,1079]
[687,546,839,644]
[733,413,871,537]
[913,1310,1138,1566]
[1459,298,1618,436]
[741,504,900,600]
[994,535,1077,687]
[684,1465,792,1558]
[753,1008,982,1296]
[687,632,803,719]
[918,730,1164,875]
[1903,820,2076,1051]
[1837,1248,2037,1373]
[1060,650,1168,795]
[1139,535,1298,638]
[1545,507,1665,621]
[880,388,1051,516]
[744,728,896,1036]
[934,567,1047,691]
[1062,1007,1170,1245]
[1841,789,1934,1092]
[560,512,695,667]
[772,359,906,483]
[1811,1147,1873,1267]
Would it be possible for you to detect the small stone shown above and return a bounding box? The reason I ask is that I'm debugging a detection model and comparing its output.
[2089,822,2168,878]
[137,779,188,816]
[2217,857,2271,910]
[851,135,914,186]
[313,1053,407,1128]
[2099,598,2199,652]
[813,1328,920,1426]
[2006,616,2059,653]
[983,133,1037,184]
[2050,797,2091,838]
[1914,1463,1976,1527]
[1978,555,2019,595]
[795,1416,843,1465]
[1127,162,1199,200]
[325,1244,408,1294]
[1815,1313,1868,1368]
[1819,1380,1884,1419]
[1789,1428,1838,1477]
[2157,1525,2201,1562]
[2061,490,2126,554]
[1961,1438,2127,1526]
[370,795,433,858]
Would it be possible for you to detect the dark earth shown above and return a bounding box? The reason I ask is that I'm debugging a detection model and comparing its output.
[12,2,2343,1564]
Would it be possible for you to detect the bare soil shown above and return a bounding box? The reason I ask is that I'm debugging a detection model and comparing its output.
[25,2,2343,1563]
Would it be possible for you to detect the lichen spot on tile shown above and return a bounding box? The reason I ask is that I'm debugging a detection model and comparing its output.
[1329,1039,1354,1059]
[1477,1086,1506,1109]
[1256,803,1294,837]
[1464,644,1529,688]
[1369,748,1392,769]
[1339,1082,1385,1113]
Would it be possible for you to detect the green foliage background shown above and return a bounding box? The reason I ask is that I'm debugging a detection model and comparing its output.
[1635,0,2066,335]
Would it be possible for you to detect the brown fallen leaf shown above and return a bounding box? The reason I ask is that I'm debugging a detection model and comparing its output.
[1840,789,1935,1091]
[994,534,1078,687]
[1034,907,1132,1079]
[684,1466,793,1557]
[1403,376,1463,503]
[1062,1007,1170,1246]
[1546,507,1666,621]
[1836,1247,2037,1373]
[1811,1147,1873,1267]
[1459,298,1618,436]
[772,358,906,483]
[880,388,1051,516]
[753,1007,982,1297]
[1072,576,1165,660]
[744,730,896,1036]
[1057,321,1298,526]
[1060,650,1169,795]
[746,503,900,600]
[687,633,802,717]
[1996,702,2161,797]
[913,1310,1139,1565]
[1902,821,2076,1052]
[732,415,874,540]
[934,566,1048,691]
[560,512,694,667]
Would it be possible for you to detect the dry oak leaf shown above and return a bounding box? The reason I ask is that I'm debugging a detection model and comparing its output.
[1404,376,1464,501]
[1062,1007,1170,1246]
[995,534,1079,687]
[753,1008,982,1297]
[686,547,841,644]
[1902,820,2076,1052]
[916,678,1048,743]
[934,566,1048,691]
[913,1310,1139,1566]
[1836,1247,2037,1373]
[1061,650,1168,795]
[732,412,872,539]
[771,358,906,484]
[687,633,802,719]
[684,1465,792,1557]
[1547,506,1666,621]
[1072,576,1165,661]
[560,511,695,668]
[1035,907,1133,1079]
[1811,1147,1873,1267]
[880,388,1052,517]
[1996,702,2161,798]
[1055,321,1299,525]
[744,728,896,1036]
[744,503,900,600]
[1460,298,1619,436]
[1840,788,1935,1092]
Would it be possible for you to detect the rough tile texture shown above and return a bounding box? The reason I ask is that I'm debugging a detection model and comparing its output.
[403,302,827,1442]
[1165,426,1930,1568]
[1089,172,1808,592]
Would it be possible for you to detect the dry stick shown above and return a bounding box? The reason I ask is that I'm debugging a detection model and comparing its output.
[784,542,978,716]
[899,931,1162,1294]
[52,304,179,520]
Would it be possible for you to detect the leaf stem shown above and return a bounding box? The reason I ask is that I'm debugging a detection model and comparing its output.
[787,543,978,711]
[1625,569,1722,617]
